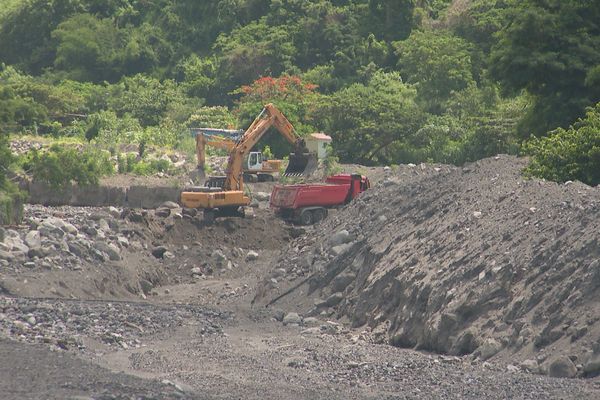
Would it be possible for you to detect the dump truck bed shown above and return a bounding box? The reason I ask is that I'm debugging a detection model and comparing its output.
[270,182,350,209]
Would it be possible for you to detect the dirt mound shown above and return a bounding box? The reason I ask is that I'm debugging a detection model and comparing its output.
[263,155,600,376]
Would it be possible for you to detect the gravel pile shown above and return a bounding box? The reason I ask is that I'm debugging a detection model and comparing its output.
[0,296,229,352]
[267,155,600,378]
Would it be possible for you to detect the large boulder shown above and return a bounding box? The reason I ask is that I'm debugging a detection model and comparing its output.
[548,356,577,378]
[94,241,121,261]
[24,230,41,250]
[329,230,352,247]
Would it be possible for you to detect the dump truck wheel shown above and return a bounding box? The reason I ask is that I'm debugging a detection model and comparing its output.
[299,210,314,225]
[313,208,327,223]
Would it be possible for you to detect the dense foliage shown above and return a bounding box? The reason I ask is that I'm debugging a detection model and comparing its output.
[524,103,600,186]
[0,0,598,184]
[22,144,114,188]
[0,133,23,224]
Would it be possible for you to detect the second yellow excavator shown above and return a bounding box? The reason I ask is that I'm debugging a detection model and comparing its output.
[181,104,317,221]
[192,128,283,182]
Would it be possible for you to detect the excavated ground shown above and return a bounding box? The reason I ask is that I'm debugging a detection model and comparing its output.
[1,156,600,399]
[260,155,600,379]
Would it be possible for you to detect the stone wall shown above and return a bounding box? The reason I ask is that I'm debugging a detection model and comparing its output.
[26,182,181,209]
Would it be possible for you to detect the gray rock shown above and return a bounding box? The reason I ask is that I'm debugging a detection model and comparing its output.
[273,310,285,322]
[451,329,479,355]
[82,225,98,237]
[283,312,302,326]
[5,236,29,253]
[61,222,78,235]
[90,212,107,221]
[155,207,171,218]
[98,219,111,232]
[25,230,41,250]
[477,338,502,361]
[152,246,168,259]
[139,279,153,294]
[38,220,63,237]
[0,250,14,261]
[331,272,355,292]
[254,192,271,202]
[163,251,175,259]
[329,230,352,247]
[583,354,600,375]
[94,241,121,261]
[108,206,121,219]
[246,250,259,261]
[272,268,287,278]
[303,317,321,327]
[548,356,577,378]
[331,242,353,256]
[212,249,226,262]
[68,242,87,258]
[23,261,36,268]
[117,236,129,247]
[325,292,344,307]
[28,247,47,259]
[161,201,180,209]
[191,267,202,275]
[520,359,540,373]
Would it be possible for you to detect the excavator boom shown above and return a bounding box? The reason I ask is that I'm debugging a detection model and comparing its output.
[181,104,317,217]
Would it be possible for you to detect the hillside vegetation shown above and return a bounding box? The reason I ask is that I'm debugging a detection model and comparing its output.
[0,0,599,185]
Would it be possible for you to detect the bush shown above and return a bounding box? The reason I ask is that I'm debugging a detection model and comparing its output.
[524,103,600,186]
[131,158,172,175]
[23,145,114,188]
[0,134,25,224]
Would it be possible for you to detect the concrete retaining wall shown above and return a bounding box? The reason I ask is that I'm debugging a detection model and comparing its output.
[26,182,181,209]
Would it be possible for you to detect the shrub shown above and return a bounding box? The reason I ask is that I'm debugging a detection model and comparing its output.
[131,158,172,175]
[524,103,600,186]
[0,134,24,224]
[24,145,114,188]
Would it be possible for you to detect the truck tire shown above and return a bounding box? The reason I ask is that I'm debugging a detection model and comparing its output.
[299,210,314,225]
[257,173,274,182]
[313,208,327,223]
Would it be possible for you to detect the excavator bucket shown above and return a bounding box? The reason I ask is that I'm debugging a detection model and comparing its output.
[284,152,318,177]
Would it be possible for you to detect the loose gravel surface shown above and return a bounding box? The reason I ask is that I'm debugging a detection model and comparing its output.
[1,156,600,398]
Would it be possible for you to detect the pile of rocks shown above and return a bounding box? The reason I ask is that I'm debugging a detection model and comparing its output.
[0,205,136,270]
[267,155,600,378]
[0,297,229,353]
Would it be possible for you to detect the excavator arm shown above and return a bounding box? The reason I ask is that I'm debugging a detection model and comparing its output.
[180,104,316,215]
[223,103,315,191]
[195,134,236,170]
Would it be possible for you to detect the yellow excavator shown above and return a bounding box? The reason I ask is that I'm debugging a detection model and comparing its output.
[181,104,317,221]
[193,128,282,182]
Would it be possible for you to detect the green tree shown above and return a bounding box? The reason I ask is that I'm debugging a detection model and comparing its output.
[394,30,476,113]
[0,133,12,187]
[367,0,415,41]
[490,0,600,137]
[0,0,86,73]
[108,74,197,126]
[316,71,426,165]
[524,102,600,186]
[25,144,114,188]
[52,14,121,82]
